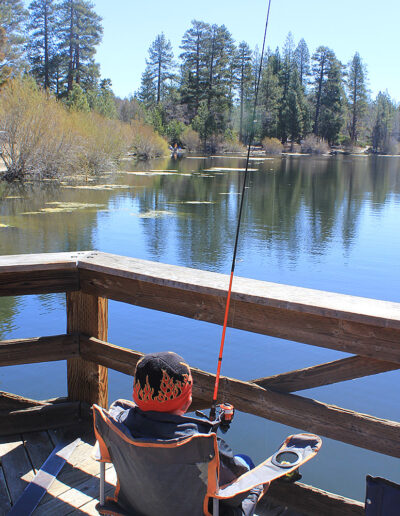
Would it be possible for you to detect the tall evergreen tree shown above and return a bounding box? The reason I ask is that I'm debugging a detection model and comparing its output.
[179,20,210,118]
[278,32,296,141]
[372,91,395,152]
[260,51,281,139]
[319,57,345,144]
[294,38,310,88]
[139,33,174,106]
[58,0,102,93]
[311,46,336,136]
[236,41,253,141]
[27,0,58,89]
[0,0,28,75]
[347,52,368,144]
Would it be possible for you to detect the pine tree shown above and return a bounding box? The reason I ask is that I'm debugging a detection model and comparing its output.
[311,46,336,136]
[58,0,102,93]
[137,66,157,107]
[294,38,310,88]
[319,57,345,144]
[260,52,281,139]
[27,0,58,90]
[277,32,296,142]
[179,20,210,118]
[236,41,253,141]
[347,52,368,144]
[66,82,90,111]
[0,0,28,75]
[372,92,395,152]
[87,78,117,118]
[140,33,175,106]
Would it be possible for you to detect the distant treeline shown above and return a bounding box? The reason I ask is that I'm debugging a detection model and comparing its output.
[136,24,400,153]
[0,1,399,154]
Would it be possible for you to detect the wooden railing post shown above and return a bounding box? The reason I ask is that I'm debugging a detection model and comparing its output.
[66,291,108,408]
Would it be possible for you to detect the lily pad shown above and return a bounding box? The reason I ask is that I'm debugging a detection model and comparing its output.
[20,201,105,215]
[131,210,175,218]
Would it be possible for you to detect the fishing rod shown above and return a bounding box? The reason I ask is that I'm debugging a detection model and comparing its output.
[209,0,273,422]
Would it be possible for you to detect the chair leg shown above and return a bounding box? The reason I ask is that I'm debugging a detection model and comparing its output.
[100,462,105,506]
[213,497,219,516]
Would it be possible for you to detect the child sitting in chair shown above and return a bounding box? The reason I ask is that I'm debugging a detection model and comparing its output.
[111,350,265,515]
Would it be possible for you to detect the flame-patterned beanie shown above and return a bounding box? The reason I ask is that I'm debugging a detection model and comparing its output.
[133,351,193,412]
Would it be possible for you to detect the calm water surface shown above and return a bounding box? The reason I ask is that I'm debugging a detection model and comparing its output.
[1,154,399,501]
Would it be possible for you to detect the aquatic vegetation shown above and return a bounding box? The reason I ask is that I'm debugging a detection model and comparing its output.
[183,201,215,204]
[203,167,258,172]
[61,184,131,190]
[131,210,175,218]
[0,223,14,228]
[20,201,106,215]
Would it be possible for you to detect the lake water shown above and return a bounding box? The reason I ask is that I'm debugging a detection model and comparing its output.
[1,154,399,501]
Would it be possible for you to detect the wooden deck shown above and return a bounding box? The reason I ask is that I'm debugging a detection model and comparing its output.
[0,424,117,516]
[0,423,306,516]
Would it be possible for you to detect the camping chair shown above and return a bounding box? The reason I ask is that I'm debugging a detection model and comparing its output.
[93,400,321,516]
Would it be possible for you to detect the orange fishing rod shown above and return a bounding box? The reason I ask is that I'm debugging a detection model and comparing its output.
[209,0,273,421]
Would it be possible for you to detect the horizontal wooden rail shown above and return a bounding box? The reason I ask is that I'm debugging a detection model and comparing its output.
[0,334,79,366]
[77,253,400,364]
[252,355,399,393]
[0,252,82,296]
[80,336,400,459]
[267,481,364,516]
[0,391,51,410]
[0,401,81,436]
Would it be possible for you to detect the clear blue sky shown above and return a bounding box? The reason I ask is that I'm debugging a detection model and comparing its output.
[62,0,400,101]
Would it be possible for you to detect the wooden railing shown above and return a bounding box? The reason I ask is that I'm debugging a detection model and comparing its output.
[1,251,399,516]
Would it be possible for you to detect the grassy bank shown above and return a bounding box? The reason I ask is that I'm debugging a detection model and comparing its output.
[0,78,168,182]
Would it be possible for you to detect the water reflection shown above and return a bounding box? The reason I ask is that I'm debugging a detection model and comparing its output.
[1,154,400,500]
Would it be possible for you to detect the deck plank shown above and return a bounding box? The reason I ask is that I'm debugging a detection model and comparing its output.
[23,431,54,473]
[0,435,33,504]
[0,465,11,515]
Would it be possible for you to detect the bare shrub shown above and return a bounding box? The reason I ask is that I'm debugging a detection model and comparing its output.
[71,112,131,173]
[0,78,79,180]
[301,134,330,154]
[180,127,200,152]
[131,121,169,158]
[0,78,170,181]
[262,137,283,155]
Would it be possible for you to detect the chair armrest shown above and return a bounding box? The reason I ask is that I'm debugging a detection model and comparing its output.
[216,433,321,499]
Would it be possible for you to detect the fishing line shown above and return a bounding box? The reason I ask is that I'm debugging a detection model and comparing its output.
[210,0,273,421]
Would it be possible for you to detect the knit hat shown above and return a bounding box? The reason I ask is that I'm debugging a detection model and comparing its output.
[133,351,193,413]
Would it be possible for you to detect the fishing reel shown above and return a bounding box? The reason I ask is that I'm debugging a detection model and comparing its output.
[218,402,235,433]
[196,402,235,433]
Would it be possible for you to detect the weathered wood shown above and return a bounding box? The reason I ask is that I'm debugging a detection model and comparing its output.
[23,431,54,474]
[78,253,400,328]
[0,252,83,272]
[79,337,400,458]
[0,436,33,504]
[80,335,142,376]
[0,391,49,410]
[78,264,400,364]
[0,403,80,436]
[252,355,399,393]
[0,334,79,367]
[0,269,79,297]
[67,292,108,408]
[266,481,364,516]
[0,465,11,514]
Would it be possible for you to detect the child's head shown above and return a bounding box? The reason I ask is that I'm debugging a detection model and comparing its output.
[133,351,193,415]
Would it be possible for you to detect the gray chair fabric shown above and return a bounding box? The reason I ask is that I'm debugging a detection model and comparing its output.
[93,403,321,516]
